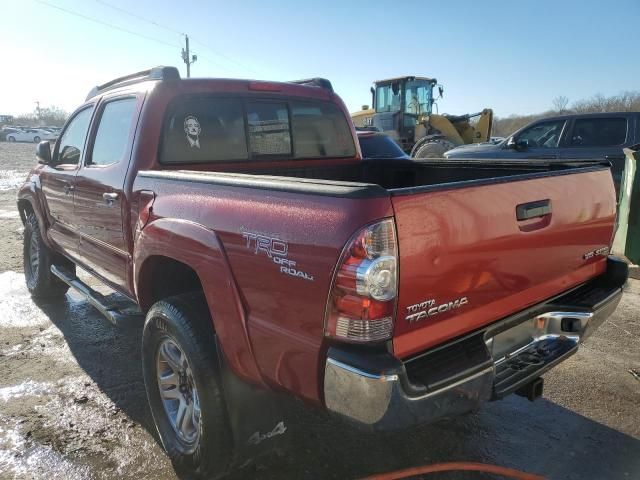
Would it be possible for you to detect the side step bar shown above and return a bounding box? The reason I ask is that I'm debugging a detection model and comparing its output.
[51,265,143,327]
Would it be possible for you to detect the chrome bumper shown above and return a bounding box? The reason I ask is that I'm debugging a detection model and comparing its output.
[324,256,627,431]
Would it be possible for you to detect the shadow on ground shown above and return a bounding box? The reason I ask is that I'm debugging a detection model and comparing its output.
[34,292,640,480]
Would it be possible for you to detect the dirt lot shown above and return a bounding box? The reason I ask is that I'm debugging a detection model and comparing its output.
[0,142,639,479]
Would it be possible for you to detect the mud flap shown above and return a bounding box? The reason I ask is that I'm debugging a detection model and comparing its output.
[215,338,291,465]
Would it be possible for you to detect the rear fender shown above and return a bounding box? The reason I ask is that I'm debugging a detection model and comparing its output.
[134,218,264,385]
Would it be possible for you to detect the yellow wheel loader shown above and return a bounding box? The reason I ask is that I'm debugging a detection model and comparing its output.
[352,76,493,158]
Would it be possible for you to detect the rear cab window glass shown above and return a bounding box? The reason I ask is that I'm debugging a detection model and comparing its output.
[247,102,291,156]
[161,97,248,164]
[89,98,137,166]
[159,95,355,164]
[291,101,355,158]
[570,117,627,147]
[56,107,94,166]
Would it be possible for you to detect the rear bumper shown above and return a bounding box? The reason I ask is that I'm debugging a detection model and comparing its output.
[323,256,627,431]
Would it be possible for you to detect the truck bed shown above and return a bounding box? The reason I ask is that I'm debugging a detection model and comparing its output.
[159,158,609,195]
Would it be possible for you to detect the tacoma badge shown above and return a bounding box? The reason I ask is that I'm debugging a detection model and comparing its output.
[405,297,469,323]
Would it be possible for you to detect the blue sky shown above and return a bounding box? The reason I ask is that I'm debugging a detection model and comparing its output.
[1,0,638,117]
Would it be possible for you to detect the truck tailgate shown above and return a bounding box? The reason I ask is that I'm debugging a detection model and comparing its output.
[391,167,616,359]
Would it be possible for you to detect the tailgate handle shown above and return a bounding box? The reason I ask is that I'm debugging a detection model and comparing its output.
[516,200,551,221]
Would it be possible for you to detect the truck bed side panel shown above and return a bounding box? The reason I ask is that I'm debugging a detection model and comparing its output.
[134,173,393,402]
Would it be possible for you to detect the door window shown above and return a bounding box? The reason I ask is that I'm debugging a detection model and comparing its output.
[404,81,432,116]
[515,120,565,148]
[89,98,137,166]
[569,117,627,147]
[56,107,93,166]
[375,83,401,113]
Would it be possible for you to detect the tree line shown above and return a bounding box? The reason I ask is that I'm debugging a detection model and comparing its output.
[492,91,640,138]
[11,106,69,127]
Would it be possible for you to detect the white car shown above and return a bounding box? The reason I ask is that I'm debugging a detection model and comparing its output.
[5,128,56,143]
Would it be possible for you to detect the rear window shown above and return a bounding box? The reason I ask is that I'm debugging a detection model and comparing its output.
[291,101,355,158]
[569,117,627,147]
[160,96,355,164]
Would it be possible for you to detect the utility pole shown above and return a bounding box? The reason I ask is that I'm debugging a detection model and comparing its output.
[35,101,41,120]
[181,34,197,78]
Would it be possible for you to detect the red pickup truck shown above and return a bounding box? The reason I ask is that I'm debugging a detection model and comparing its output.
[18,67,627,478]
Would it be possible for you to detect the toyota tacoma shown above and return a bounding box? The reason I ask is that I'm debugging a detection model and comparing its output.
[18,67,627,478]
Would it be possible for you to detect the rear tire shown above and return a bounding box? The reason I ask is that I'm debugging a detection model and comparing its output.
[412,138,457,159]
[33,136,41,143]
[23,213,72,298]
[142,292,232,479]
[7,136,15,142]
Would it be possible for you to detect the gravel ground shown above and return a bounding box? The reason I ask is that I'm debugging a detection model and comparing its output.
[0,141,638,479]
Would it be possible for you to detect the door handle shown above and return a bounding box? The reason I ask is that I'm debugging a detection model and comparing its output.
[516,199,552,221]
[103,192,119,205]
[63,183,74,195]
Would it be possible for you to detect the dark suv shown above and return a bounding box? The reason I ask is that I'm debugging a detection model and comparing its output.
[444,112,640,186]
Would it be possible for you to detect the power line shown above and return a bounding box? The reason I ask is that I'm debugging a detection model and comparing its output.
[91,0,183,36]
[190,37,262,76]
[87,0,262,76]
[35,0,181,49]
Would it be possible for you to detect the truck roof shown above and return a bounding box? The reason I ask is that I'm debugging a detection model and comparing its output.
[86,66,335,101]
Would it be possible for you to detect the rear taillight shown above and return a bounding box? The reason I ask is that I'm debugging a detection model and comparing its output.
[325,219,398,343]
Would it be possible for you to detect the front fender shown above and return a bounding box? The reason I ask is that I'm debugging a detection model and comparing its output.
[134,217,264,386]
[17,175,54,249]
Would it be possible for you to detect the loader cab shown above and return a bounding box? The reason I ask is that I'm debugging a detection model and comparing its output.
[370,76,437,152]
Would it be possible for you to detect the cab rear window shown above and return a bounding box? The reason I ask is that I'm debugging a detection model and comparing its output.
[160,96,355,164]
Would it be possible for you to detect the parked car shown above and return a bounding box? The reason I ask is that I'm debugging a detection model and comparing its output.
[357,130,409,160]
[0,127,20,141]
[444,112,640,188]
[18,67,627,479]
[6,128,56,143]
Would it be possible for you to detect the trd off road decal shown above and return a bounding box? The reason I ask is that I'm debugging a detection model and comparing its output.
[184,115,201,148]
[242,231,314,281]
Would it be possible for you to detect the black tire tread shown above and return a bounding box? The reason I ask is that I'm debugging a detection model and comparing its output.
[23,212,71,298]
[143,292,233,479]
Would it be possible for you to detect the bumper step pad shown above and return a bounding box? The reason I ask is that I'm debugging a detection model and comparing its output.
[493,336,577,399]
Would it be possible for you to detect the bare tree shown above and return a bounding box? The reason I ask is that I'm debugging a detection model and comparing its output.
[552,95,569,113]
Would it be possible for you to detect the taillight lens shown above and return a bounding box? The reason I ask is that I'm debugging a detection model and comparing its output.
[325,219,398,343]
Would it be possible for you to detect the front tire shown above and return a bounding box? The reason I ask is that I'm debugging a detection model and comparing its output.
[23,213,72,298]
[7,136,15,142]
[33,136,41,143]
[142,292,232,479]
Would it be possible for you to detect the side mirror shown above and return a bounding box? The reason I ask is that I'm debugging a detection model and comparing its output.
[36,140,51,164]
[507,137,528,150]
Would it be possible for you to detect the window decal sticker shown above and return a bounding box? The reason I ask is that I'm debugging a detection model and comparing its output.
[184,115,201,148]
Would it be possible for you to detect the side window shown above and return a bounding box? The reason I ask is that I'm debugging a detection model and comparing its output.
[160,97,247,164]
[56,107,93,166]
[291,101,355,158]
[516,120,565,148]
[570,118,627,147]
[246,102,291,156]
[89,98,137,166]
